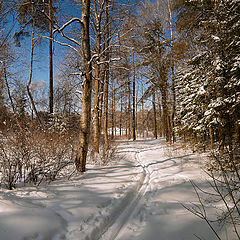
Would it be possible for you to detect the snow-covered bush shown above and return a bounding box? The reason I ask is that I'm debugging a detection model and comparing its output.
[88,138,118,166]
[0,126,75,189]
[185,151,240,240]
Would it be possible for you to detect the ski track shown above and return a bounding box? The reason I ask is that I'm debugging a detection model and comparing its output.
[1,139,233,240]
[97,140,166,240]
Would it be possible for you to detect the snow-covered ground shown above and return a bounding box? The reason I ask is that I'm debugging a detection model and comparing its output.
[0,139,234,240]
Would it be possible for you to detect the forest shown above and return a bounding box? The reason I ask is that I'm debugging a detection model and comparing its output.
[0,0,239,239]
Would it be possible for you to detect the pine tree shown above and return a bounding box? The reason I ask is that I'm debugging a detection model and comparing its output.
[175,0,240,151]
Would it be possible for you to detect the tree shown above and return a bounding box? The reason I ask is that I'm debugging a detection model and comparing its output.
[175,0,240,154]
[132,48,136,140]
[48,0,53,114]
[174,2,240,237]
[75,0,92,172]
[16,0,54,124]
[122,0,173,142]
[91,0,112,153]
[17,0,57,115]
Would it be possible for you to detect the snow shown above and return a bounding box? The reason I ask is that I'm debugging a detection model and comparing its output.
[197,86,206,95]
[0,139,235,240]
[211,35,220,41]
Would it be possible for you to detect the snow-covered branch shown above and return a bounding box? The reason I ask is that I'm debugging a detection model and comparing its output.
[53,18,82,34]
[41,35,80,56]
[96,57,120,65]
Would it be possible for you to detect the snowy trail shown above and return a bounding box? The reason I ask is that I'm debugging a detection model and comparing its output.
[114,142,224,240]
[0,139,163,240]
[99,140,183,240]
[98,142,156,240]
[0,139,233,240]
[98,138,199,240]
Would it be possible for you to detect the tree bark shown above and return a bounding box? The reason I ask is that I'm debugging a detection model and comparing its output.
[120,92,123,136]
[161,81,171,142]
[152,90,157,139]
[75,0,92,172]
[132,49,136,141]
[49,0,53,114]
[93,25,101,153]
[142,83,144,138]
[157,91,163,137]
[128,76,131,139]
[104,63,109,149]
[209,127,214,149]
[103,0,110,150]
[27,22,42,125]
[93,0,105,153]
[3,62,15,113]
[111,82,115,139]
[171,65,176,143]
[167,0,176,143]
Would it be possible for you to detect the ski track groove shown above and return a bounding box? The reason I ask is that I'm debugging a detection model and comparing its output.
[93,143,164,240]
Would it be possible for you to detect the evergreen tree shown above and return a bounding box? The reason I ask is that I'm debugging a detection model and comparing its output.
[175,0,240,152]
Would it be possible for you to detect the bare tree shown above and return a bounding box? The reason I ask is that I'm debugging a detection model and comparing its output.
[48,0,53,114]
[75,0,92,172]
[132,48,136,140]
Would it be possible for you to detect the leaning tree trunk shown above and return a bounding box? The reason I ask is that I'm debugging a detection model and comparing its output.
[27,21,42,125]
[75,0,92,172]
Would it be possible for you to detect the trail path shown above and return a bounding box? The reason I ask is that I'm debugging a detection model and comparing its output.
[100,139,221,240]
[0,139,230,240]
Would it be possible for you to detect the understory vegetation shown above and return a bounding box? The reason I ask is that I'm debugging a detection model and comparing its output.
[0,0,239,238]
[0,116,117,189]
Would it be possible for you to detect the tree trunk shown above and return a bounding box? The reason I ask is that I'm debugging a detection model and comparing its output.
[98,70,104,135]
[27,22,42,125]
[152,90,157,139]
[142,84,144,138]
[171,65,176,143]
[49,0,53,114]
[128,76,131,139]
[209,127,214,149]
[3,62,15,113]
[93,0,104,153]
[161,81,170,142]
[103,4,110,149]
[125,96,128,137]
[157,91,163,137]
[75,0,92,172]
[132,49,136,141]
[93,28,101,153]
[111,83,114,138]
[104,63,109,150]
[136,88,138,138]
[120,93,123,136]
[167,114,172,144]
[167,0,176,143]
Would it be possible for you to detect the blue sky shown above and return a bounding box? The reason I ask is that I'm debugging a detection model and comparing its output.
[5,0,152,92]
[4,0,82,88]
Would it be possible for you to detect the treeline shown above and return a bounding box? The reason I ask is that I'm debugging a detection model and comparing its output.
[0,0,239,177]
